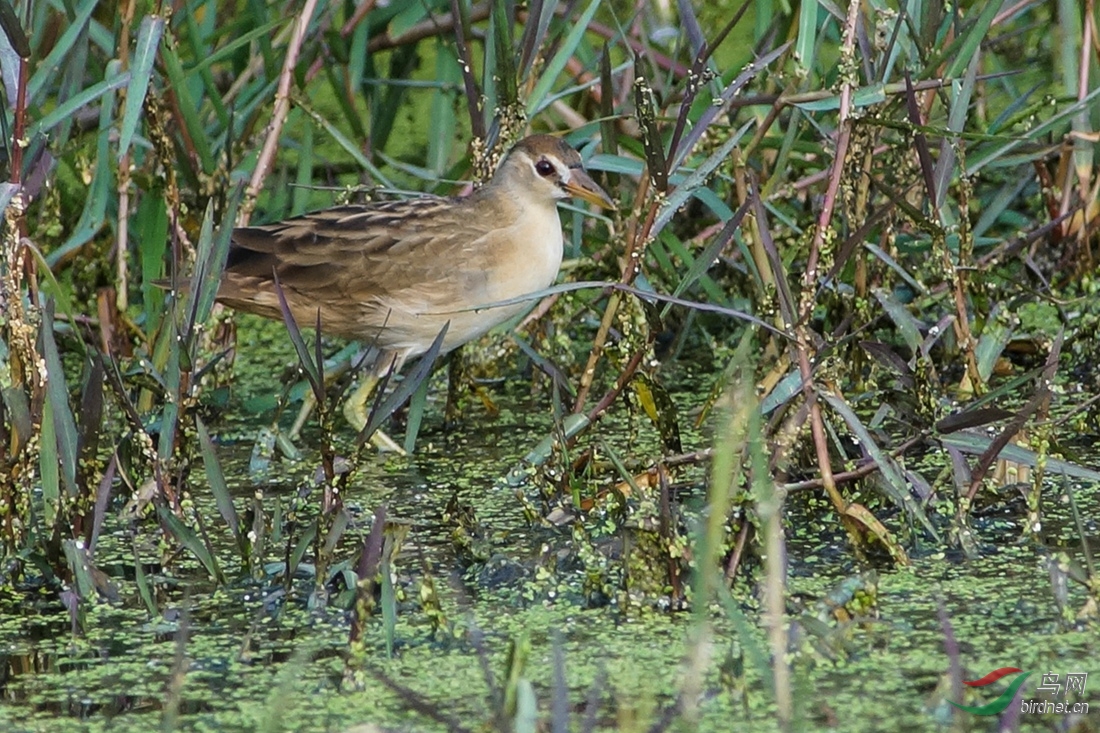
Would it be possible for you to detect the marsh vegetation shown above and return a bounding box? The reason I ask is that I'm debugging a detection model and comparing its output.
[0,0,1098,731]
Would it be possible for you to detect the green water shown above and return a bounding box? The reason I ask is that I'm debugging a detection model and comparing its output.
[1,317,1096,732]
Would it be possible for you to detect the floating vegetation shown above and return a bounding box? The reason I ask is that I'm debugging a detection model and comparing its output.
[1,0,1098,731]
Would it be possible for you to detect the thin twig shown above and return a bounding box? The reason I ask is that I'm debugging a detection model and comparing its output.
[787,0,864,537]
[115,0,137,312]
[239,0,320,225]
[572,178,656,413]
[9,41,27,184]
[367,3,491,53]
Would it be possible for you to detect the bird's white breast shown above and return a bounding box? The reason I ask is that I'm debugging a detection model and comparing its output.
[376,201,564,356]
[487,201,564,303]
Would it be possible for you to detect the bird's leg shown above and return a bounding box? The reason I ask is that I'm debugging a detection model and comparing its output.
[342,373,379,434]
[287,344,368,441]
[288,391,317,440]
[342,372,406,453]
[287,357,354,441]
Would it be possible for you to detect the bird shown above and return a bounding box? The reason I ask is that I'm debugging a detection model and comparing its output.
[216,134,614,441]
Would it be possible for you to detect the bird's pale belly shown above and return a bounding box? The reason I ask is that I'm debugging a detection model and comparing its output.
[370,289,535,358]
[347,205,565,364]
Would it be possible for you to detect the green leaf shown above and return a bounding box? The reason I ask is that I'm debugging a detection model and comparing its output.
[403,369,431,455]
[46,62,120,266]
[29,68,130,139]
[792,82,887,112]
[381,546,397,658]
[970,86,1100,173]
[943,0,1006,80]
[933,51,979,211]
[974,305,1012,383]
[41,306,78,498]
[62,540,97,600]
[159,33,214,174]
[357,323,449,448]
[26,0,98,104]
[794,0,819,75]
[187,18,282,77]
[272,272,324,404]
[872,288,923,355]
[526,0,601,117]
[288,519,318,582]
[823,392,941,542]
[118,16,163,160]
[652,121,752,237]
[940,433,1100,482]
[196,416,240,542]
[428,41,459,177]
[133,543,157,616]
[490,0,517,110]
[188,186,242,336]
[157,505,225,583]
[137,191,169,331]
[301,102,395,188]
[666,199,748,308]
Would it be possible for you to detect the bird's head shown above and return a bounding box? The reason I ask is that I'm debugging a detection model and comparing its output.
[496,134,614,210]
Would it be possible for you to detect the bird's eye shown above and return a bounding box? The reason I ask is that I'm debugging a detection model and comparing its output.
[535,159,555,177]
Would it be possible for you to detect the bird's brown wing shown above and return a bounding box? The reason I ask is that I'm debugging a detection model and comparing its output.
[217,198,491,339]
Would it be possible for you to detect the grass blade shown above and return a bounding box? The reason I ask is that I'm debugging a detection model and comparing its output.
[41,304,78,498]
[794,0,819,75]
[872,288,923,355]
[118,15,163,160]
[668,197,751,304]
[942,0,1006,80]
[822,392,941,541]
[653,120,752,237]
[196,416,240,544]
[526,0,601,118]
[186,186,242,337]
[288,518,318,585]
[26,0,97,104]
[158,505,225,584]
[88,455,116,556]
[933,52,979,210]
[62,539,97,600]
[675,0,706,58]
[634,75,668,192]
[518,0,557,80]
[45,67,117,265]
[903,72,937,208]
[598,43,617,158]
[300,100,395,187]
[668,0,751,160]
[159,31,214,174]
[671,42,789,171]
[403,371,431,455]
[490,0,517,112]
[271,272,323,403]
[133,540,157,615]
[0,0,30,59]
